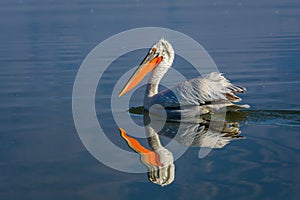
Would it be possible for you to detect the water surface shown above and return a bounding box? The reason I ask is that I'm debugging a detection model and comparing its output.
[0,0,300,199]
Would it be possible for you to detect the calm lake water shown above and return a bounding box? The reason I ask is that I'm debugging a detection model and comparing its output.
[1,0,300,199]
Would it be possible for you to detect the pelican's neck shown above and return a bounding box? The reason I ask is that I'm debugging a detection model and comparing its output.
[143,64,168,107]
[145,83,158,98]
[144,61,172,98]
[143,44,174,107]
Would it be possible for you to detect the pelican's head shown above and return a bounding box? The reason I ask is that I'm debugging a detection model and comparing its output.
[118,38,174,97]
[151,38,175,67]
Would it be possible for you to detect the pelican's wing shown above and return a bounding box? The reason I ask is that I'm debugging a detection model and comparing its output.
[148,72,249,112]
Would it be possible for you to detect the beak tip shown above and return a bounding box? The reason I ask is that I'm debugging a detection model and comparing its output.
[118,87,128,97]
[118,91,124,97]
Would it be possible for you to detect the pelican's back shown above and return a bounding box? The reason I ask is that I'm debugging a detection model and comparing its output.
[146,72,249,116]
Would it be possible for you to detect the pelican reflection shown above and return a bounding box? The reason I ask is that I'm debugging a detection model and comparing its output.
[118,109,246,186]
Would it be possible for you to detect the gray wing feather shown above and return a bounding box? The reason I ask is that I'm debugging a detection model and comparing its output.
[148,72,248,110]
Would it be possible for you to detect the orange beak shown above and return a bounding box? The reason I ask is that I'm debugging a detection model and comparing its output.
[118,51,162,97]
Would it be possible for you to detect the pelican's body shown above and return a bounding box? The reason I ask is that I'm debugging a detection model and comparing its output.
[119,39,249,115]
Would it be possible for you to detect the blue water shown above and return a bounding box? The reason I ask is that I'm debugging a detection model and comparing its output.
[1,0,300,199]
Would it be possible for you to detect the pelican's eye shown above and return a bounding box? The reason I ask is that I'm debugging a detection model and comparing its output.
[151,48,156,54]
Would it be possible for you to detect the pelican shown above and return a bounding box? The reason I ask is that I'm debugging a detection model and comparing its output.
[119,39,249,115]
